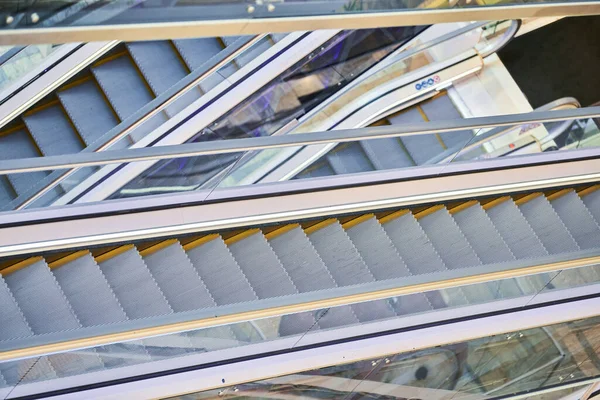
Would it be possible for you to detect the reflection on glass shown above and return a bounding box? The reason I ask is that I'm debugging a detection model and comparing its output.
[0,45,62,93]
[171,315,600,400]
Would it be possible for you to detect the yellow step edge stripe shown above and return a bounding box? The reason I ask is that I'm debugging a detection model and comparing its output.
[95,244,135,264]
[58,75,92,92]
[48,250,89,270]
[578,185,600,198]
[182,234,220,251]
[482,196,511,210]
[414,204,445,220]
[379,209,410,224]
[265,224,299,240]
[448,200,479,215]
[23,99,61,117]
[91,50,128,68]
[139,239,179,257]
[514,192,543,206]
[342,214,374,230]
[546,189,573,201]
[224,228,261,245]
[0,256,44,276]
[304,218,337,235]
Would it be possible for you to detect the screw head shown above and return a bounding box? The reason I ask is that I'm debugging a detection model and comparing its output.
[267,3,276,12]
[30,13,39,23]
[5,15,14,24]
[247,5,255,13]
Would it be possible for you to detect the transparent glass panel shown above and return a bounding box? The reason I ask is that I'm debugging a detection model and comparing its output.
[0,45,62,92]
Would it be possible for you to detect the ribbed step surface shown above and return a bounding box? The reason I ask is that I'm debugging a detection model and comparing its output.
[0,129,46,196]
[57,79,119,146]
[228,231,298,299]
[172,38,226,93]
[98,248,173,319]
[327,143,375,175]
[518,195,580,254]
[581,189,600,223]
[550,191,600,250]
[23,105,83,156]
[186,236,258,305]
[420,95,473,149]
[389,108,444,165]
[345,216,432,315]
[360,138,415,170]
[269,226,358,329]
[307,221,396,322]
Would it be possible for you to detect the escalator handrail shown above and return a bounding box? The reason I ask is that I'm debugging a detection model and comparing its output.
[7,34,268,211]
[427,97,582,164]
[478,19,521,58]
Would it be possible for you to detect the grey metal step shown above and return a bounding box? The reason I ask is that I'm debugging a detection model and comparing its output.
[126,41,201,117]
[345,216,432,315]
[581,188,600,223]
[227,230,299,299]
[389,108,444,165]
[97,247,173,319]
[359,138,415,170]
[327,142,375,175]
[57,79,119,147]
[295,161,335,179]
[22,104,84,156]
[0,176,15,209]
[91,55,166,142]
[420,95,473,149]
[142,241,215,312]
[172,37,227,93]
[307,221,396,322]
[550,190,600,250]
[3,259,105,375]
[518,195,580,255]
[268,225,358,330]
[52,252,128,327]
[452,203,523,299]
[185,236,258,306]
[380,211,469,308]
[0,129,47,196]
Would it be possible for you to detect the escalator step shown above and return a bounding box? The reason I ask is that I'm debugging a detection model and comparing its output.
[452,203,523,299]
[360,138,415,170]
[0,276,32,340]
[185,236,258,306]
[52,252,128,326]
[229,37,270,68]
[23,105,84,156]
[551,190,600,250]
[327,142,375,175]
[92,55,166,142]
[389,108,444,165]
[0,129,46,196]
[227,231,298,299]
[345,216,432,315]
[518,195,580,254]
[172,38,227,93]
[420,95,473,149]
[268,225,358,330]
[57,79,119,147]
[381,212,469,308]
[142,241,215,312]
[581,188,600,223]
[127,41,201,117]
[97,247,173,319]
[0,176,15,207]
[307,220,396,322]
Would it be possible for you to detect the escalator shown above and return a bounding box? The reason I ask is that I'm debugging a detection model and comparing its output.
[1,181,600,387]
[0,34,281,208]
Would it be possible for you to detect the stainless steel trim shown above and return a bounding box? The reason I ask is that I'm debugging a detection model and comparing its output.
[478,19,521,57]
[0,250,598,362]
[1,149,599,257]
[1,107,599,174]
[13,34,268,210]
[1,2,599,45]
[0,41,118,131]
[14,295,599,400]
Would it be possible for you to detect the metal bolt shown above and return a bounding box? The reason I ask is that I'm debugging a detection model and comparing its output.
[385,358,390,364]
[5,15,14,24]
[267,3,276,12]
[247,5,255,13]
[30,13,39,23]
[234,388,240,392]
[371,360,377,367]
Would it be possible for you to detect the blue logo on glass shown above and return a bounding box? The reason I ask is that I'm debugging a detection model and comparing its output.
[415,76,440,91]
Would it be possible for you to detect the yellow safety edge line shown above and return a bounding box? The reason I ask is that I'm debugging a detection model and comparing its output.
[379,209,410,224]
[578,185,600,198]
[2,254,598,363]
[482,196,511,210]
[0,256,44,276]
[95,244,135,264]
[546,188,572,201]
[342,214,374,230]
[414,204,445,219]
[182,234,220,251]
[514,192,543,206]
[139,239,179,257]
[303,218,337,235]
[224,228,261,245]
[48,250,89,270]
[264,224,300,240]
[448,200,479,215]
